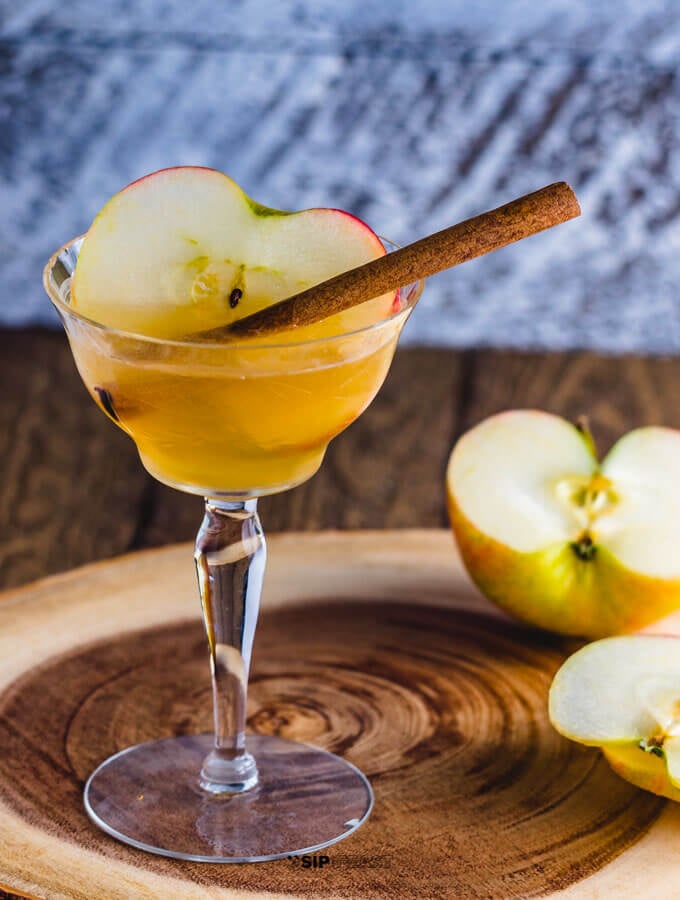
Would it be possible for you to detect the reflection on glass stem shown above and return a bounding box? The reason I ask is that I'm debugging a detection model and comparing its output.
[194,499,265,793]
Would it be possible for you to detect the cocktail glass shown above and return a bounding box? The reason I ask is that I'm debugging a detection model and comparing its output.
[44,236,424,862]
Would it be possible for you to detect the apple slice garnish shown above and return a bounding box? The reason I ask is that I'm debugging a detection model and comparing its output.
[447,410,680,638]
[549,635,680,800]
[72,166,395,340]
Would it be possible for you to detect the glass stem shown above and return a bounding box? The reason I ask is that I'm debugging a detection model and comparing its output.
[194,498,265,794]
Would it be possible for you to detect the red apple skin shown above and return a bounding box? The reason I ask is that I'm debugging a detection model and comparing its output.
[447,496,680,639]
[121,165,232,193]
[603,745,680,802]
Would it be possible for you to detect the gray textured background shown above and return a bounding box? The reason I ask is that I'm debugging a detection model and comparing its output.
[3,0,680,351]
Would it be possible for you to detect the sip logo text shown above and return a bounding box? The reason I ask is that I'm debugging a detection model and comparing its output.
[287,854,330,869]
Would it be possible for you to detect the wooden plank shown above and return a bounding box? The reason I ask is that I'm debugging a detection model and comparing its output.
[4,9,680,355]
[459,349,680,454]
[0,329,148,590]
[0,532,674,899]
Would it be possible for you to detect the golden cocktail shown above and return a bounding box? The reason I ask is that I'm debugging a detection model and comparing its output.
[44,226,423,863]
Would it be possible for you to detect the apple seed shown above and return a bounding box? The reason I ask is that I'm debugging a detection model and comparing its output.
[229,288,242,308]
[639,737,665,758]
[570,533,597,561]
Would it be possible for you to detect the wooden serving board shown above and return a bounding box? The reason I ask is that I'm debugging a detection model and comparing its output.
[1,530,679,900]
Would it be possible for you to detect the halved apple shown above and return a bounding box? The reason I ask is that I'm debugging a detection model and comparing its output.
[447,410,680,638]
[549,636,680,801]
[72,166,395,340]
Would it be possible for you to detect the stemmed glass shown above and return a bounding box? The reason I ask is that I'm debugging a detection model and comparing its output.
[44,236,424,862]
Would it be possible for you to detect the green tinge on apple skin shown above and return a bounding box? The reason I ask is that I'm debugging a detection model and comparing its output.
[244,196,292,218]
[448,497,680,639]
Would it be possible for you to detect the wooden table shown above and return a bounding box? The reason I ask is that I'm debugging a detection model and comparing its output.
[2,328,680,899]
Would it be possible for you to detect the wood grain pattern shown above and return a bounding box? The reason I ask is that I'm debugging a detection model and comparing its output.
[455,350,680,456]
[0,330,147,588]
[0,532,674,900]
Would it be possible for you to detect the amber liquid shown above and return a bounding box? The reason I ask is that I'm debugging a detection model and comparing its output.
[66,318,403,496]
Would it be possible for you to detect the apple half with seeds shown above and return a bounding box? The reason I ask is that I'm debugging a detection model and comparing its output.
[447,410,680,638]
[549,636,680,801]
[72,166,396,340]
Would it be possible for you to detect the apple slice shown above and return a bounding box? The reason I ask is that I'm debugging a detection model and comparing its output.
[446,410,680,638]
[72,166,395,340]
[549,635,680,800]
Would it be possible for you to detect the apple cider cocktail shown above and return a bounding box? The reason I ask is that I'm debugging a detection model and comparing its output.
[58,168,409,496]
[44,167,584,863]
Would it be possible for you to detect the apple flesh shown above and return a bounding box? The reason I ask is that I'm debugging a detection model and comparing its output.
[549,635,680,801]
[447,410,680,638]
[72,166,395,340]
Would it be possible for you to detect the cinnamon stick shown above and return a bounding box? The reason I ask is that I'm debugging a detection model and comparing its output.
[196,182,580,341]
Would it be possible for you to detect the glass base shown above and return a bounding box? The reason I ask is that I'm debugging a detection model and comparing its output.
[84,734,373,862]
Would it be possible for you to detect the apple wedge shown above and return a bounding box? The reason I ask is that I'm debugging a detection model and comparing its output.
[447,411,680,638]
[549,635,680,801]
[72,166,395,340]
